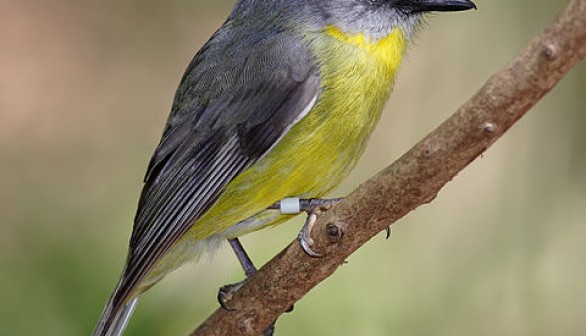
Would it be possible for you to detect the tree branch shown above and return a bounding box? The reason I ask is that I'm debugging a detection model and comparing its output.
[190,0,586,335]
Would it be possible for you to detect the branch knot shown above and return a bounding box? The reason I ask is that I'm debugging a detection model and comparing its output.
[326,222,343,243]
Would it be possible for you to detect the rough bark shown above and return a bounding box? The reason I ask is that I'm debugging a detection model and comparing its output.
[191,0,586,335]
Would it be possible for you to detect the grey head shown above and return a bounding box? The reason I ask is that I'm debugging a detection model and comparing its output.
[308,0,476,41]
[228,0,475,41]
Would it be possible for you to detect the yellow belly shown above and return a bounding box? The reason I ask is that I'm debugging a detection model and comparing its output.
[139,26,407,290]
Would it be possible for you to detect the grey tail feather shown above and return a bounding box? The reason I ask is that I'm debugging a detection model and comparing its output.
[93,293,139,336]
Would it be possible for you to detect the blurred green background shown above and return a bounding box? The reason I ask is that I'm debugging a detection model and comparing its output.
[1,0,585,335]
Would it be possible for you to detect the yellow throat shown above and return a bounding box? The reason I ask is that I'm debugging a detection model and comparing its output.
[323,25,407,73]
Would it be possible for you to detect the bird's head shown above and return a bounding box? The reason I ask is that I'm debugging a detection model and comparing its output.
[314,0,476,40]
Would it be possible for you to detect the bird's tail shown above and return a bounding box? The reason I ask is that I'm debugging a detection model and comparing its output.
[93,279,139,336]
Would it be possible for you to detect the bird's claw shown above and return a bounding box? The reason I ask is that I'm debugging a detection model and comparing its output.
[270,198,342,257]
[296,198,343,257]
[217,280,246,310]
[298,213,323,257]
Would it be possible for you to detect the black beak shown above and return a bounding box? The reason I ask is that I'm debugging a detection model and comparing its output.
[402,0,477,12]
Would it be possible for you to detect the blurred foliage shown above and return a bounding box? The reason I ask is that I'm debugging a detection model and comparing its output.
[1,0,584,335]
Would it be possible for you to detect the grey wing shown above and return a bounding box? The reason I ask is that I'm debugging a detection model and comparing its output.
[108,31,321,315]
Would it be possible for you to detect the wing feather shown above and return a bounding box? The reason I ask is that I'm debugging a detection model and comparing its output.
[107,29,321,318]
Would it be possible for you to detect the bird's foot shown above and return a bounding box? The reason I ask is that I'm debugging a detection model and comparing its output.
[217,279,246,311]
[298,212,322,257]
[299,198,342,257]
[217,280,278,336]
[218,238,257,310]
[220,238,293,336]
[272,198,342,257]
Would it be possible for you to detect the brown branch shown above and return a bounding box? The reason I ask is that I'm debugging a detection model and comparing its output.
[190,0,586,335]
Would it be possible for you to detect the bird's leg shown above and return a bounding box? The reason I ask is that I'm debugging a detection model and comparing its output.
[218,238,280,336]
[269,198,343,257]
[229,237,257,277]
[217,238,256,310]
[218,198,342,332]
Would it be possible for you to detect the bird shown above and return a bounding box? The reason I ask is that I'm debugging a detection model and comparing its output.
[93,0,476,335]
